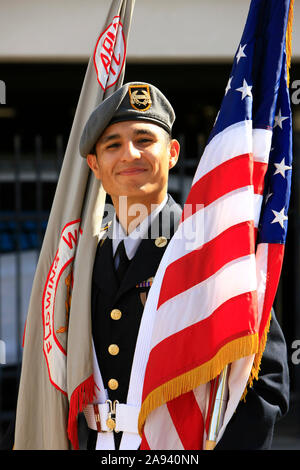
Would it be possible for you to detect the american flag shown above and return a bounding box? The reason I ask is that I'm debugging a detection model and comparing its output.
[138,0,293,450]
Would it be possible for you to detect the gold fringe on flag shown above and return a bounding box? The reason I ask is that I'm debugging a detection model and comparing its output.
[240,312,272,402]
[138,333,258,437]
[286,0,294,87]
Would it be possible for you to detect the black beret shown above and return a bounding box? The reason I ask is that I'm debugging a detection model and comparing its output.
[79,82,175,157]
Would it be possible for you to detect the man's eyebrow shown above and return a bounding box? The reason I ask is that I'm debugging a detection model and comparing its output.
[133,129,156,138]
[100,133,121,144]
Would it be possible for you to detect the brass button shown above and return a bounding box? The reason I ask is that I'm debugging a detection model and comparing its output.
[110,308,122,320]
[108,379,119,390]
[108,344,119,356]
[155,236,168,248]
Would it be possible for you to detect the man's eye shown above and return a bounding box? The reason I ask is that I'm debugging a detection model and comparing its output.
[106,142,120,149]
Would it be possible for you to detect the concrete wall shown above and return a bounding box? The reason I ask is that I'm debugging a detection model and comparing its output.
[0,0,299,62]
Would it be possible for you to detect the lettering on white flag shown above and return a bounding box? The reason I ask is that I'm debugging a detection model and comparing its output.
[94,15,126,91]
[42,220,82,393]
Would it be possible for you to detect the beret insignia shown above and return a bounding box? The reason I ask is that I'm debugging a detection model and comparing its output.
[128,84,152,111]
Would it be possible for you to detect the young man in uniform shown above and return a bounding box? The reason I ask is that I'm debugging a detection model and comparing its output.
[80,82,182,450]
[79,82,289,450]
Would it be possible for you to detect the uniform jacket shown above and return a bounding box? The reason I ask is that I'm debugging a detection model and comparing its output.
[88,194,182,449]
[91,194,182,404]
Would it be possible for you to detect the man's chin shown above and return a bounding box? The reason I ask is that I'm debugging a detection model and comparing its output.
[113,188,165,205]
[114,185,154,199]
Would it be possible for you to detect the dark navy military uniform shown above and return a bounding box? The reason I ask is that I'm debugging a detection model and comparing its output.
[88,194,182,449]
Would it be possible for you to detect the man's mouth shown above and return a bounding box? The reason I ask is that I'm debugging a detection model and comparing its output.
[117,167,147,175]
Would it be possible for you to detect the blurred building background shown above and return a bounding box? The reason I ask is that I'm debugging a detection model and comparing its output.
[0,0,299,449]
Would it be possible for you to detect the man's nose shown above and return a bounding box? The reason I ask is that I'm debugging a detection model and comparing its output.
[121,141,141,161]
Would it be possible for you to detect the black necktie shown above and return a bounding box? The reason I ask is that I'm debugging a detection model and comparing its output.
[115,240,130,283]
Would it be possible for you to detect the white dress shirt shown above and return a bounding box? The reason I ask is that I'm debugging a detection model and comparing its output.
[112,194,168,267]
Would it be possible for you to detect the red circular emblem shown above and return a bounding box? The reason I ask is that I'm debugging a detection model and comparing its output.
[93,16,126,91]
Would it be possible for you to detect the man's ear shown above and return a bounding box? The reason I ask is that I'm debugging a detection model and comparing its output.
[168,139,180,169]
[86,153,101,179]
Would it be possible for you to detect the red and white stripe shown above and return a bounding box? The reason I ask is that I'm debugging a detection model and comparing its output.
[140,120,273,449]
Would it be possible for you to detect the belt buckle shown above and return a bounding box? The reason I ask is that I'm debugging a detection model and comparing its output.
[105,399,119,433]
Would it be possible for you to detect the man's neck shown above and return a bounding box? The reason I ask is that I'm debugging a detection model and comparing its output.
[112,192,168,235]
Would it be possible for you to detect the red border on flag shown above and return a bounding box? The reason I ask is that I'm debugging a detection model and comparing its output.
[93,16,126,91]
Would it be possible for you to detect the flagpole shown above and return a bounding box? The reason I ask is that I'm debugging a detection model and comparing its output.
[205,364,230,450]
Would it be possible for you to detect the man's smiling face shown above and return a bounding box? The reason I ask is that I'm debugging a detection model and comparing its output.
[86,120,179,208]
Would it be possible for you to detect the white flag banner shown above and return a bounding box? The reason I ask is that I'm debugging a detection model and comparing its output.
[14,0,135,450]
